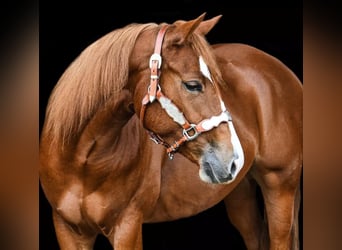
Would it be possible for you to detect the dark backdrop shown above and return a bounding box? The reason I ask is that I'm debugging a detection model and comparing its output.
[40,2,302,249]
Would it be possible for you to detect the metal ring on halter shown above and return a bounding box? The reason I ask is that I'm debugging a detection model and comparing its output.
[183,124,200,141]
[167,151,174,160]
[147,84,161,94]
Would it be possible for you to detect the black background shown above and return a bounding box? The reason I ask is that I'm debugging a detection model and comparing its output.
[40,2,302,249]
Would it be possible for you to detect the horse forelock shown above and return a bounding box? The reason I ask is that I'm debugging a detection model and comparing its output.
[44,23,158,146]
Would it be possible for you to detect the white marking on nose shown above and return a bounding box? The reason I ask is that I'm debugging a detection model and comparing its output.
[228,120,244,171]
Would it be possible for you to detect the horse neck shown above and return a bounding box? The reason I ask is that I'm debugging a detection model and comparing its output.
[71,89,148,169]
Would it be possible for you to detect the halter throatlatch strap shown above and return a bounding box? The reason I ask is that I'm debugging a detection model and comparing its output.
[140,25,234,160]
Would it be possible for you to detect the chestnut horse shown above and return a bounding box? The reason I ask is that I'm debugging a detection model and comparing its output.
[39,13,302,250]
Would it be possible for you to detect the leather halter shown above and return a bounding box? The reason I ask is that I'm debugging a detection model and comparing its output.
[140,25,233,159]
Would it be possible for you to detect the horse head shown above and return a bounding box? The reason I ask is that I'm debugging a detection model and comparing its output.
[129,13,244,184]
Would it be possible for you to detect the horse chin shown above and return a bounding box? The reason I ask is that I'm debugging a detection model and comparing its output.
[199,162,236,184]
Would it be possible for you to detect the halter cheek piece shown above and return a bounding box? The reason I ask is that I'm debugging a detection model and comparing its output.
[140,25,232,159]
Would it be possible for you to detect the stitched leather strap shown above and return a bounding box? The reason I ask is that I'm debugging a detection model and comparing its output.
[148,25,169,102]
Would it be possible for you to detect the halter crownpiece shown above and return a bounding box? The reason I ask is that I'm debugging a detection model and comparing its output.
[148,25,168,103]
[140,26,245,168]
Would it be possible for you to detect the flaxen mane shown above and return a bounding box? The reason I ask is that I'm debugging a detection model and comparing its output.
[43,22,224,147]
[44,23,157,145]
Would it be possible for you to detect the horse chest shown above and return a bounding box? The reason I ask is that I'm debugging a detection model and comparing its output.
[56,183,84,225]
[56,183,124,229]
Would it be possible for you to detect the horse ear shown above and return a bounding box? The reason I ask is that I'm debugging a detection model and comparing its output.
[195,14,222,36]
[169,12,207,45]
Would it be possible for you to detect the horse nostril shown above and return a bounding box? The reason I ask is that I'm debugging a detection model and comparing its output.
[230,162,236,175]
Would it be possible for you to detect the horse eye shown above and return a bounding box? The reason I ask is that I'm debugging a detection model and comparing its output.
[183,81,203,92]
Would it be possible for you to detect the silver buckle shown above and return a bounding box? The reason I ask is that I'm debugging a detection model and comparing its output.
[149,53,162,69]
[183,124,200,141]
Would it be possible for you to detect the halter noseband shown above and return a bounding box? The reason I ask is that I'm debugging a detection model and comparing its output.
[140,25,232,159]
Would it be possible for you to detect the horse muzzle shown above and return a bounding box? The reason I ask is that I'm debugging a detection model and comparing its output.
[199,144,239,184]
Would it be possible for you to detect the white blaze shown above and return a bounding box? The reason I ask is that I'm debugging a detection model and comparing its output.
[199,56,213,83]
[199,55,245,181]
[228,120,245,173]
